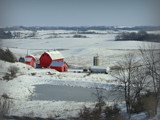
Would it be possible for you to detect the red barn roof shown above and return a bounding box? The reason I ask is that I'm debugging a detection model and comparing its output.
[39,51,64,68]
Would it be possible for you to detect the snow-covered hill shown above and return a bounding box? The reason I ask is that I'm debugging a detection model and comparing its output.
[0,30,160,119]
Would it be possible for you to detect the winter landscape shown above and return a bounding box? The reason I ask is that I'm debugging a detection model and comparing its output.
[1,0,160,120]
[0,27,160,119]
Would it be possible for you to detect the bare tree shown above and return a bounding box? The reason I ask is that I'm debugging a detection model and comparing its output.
[131,66,150,101]
[8,65,19,77]
[112,53,133,115]
[93,88,106,113]
[111,53,148,117]
[139,43,160,115]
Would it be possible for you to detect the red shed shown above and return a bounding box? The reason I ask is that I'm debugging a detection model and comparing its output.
[50,61,67,72]
[39,51,64,68]
[25,55,36,68]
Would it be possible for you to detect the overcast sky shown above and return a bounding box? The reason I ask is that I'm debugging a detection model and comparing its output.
[0,0,160,27]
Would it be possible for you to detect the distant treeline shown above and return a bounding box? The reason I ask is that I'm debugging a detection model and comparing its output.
[115,31,160,42]
[73,34,87,38]
[0,29,12,39]
[1,26,160,31]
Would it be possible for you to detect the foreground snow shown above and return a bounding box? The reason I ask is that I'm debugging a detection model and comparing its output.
[0,60,118,118]
[0,60,159,119]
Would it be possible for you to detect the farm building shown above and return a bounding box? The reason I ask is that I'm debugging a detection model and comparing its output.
[39,51,64,68]
[25,55,36,68]
[89,66,110,74]
[50,61,68,72]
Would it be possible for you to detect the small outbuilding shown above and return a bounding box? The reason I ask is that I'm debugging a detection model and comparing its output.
[50,61,68,72]
[89,66,110,74]
[39,51,64,68]
[25,55,36,68]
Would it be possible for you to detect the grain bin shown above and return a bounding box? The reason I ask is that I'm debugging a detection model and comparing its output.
[93,55,100,66]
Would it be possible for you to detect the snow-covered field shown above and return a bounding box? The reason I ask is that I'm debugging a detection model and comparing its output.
[0,30,160,119]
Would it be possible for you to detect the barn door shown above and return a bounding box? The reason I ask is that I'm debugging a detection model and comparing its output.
[64,66,66,72]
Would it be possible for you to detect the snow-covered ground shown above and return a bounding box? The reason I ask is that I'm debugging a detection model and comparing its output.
[0,30,160,119]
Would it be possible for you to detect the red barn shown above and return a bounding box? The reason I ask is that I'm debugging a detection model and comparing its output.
[50,61,67,72]
[39,51,64,68]
[25,55,36,68]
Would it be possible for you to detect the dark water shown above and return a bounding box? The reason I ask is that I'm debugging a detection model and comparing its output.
[30,84,123,102]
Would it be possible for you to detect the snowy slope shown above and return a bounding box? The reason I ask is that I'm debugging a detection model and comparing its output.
[0,30,160,119]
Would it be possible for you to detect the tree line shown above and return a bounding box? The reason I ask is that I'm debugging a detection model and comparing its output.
[115,31,160,42]
[1,26,160,31]
[0,30,12,39]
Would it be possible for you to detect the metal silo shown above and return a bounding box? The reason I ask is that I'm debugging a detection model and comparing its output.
[93,55,100,66]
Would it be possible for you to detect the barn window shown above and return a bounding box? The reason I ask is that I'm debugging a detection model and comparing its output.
[47,55,49,56]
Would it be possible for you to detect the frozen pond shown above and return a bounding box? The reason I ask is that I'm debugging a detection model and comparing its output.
[30,84,123,102]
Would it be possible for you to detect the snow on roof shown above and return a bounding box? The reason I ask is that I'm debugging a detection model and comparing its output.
[46,51,64,60]
[25,55,36,61]
[25,55,35,58]
[50,61,64,67]
[25,57,32,62]
[90,66,107,69]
